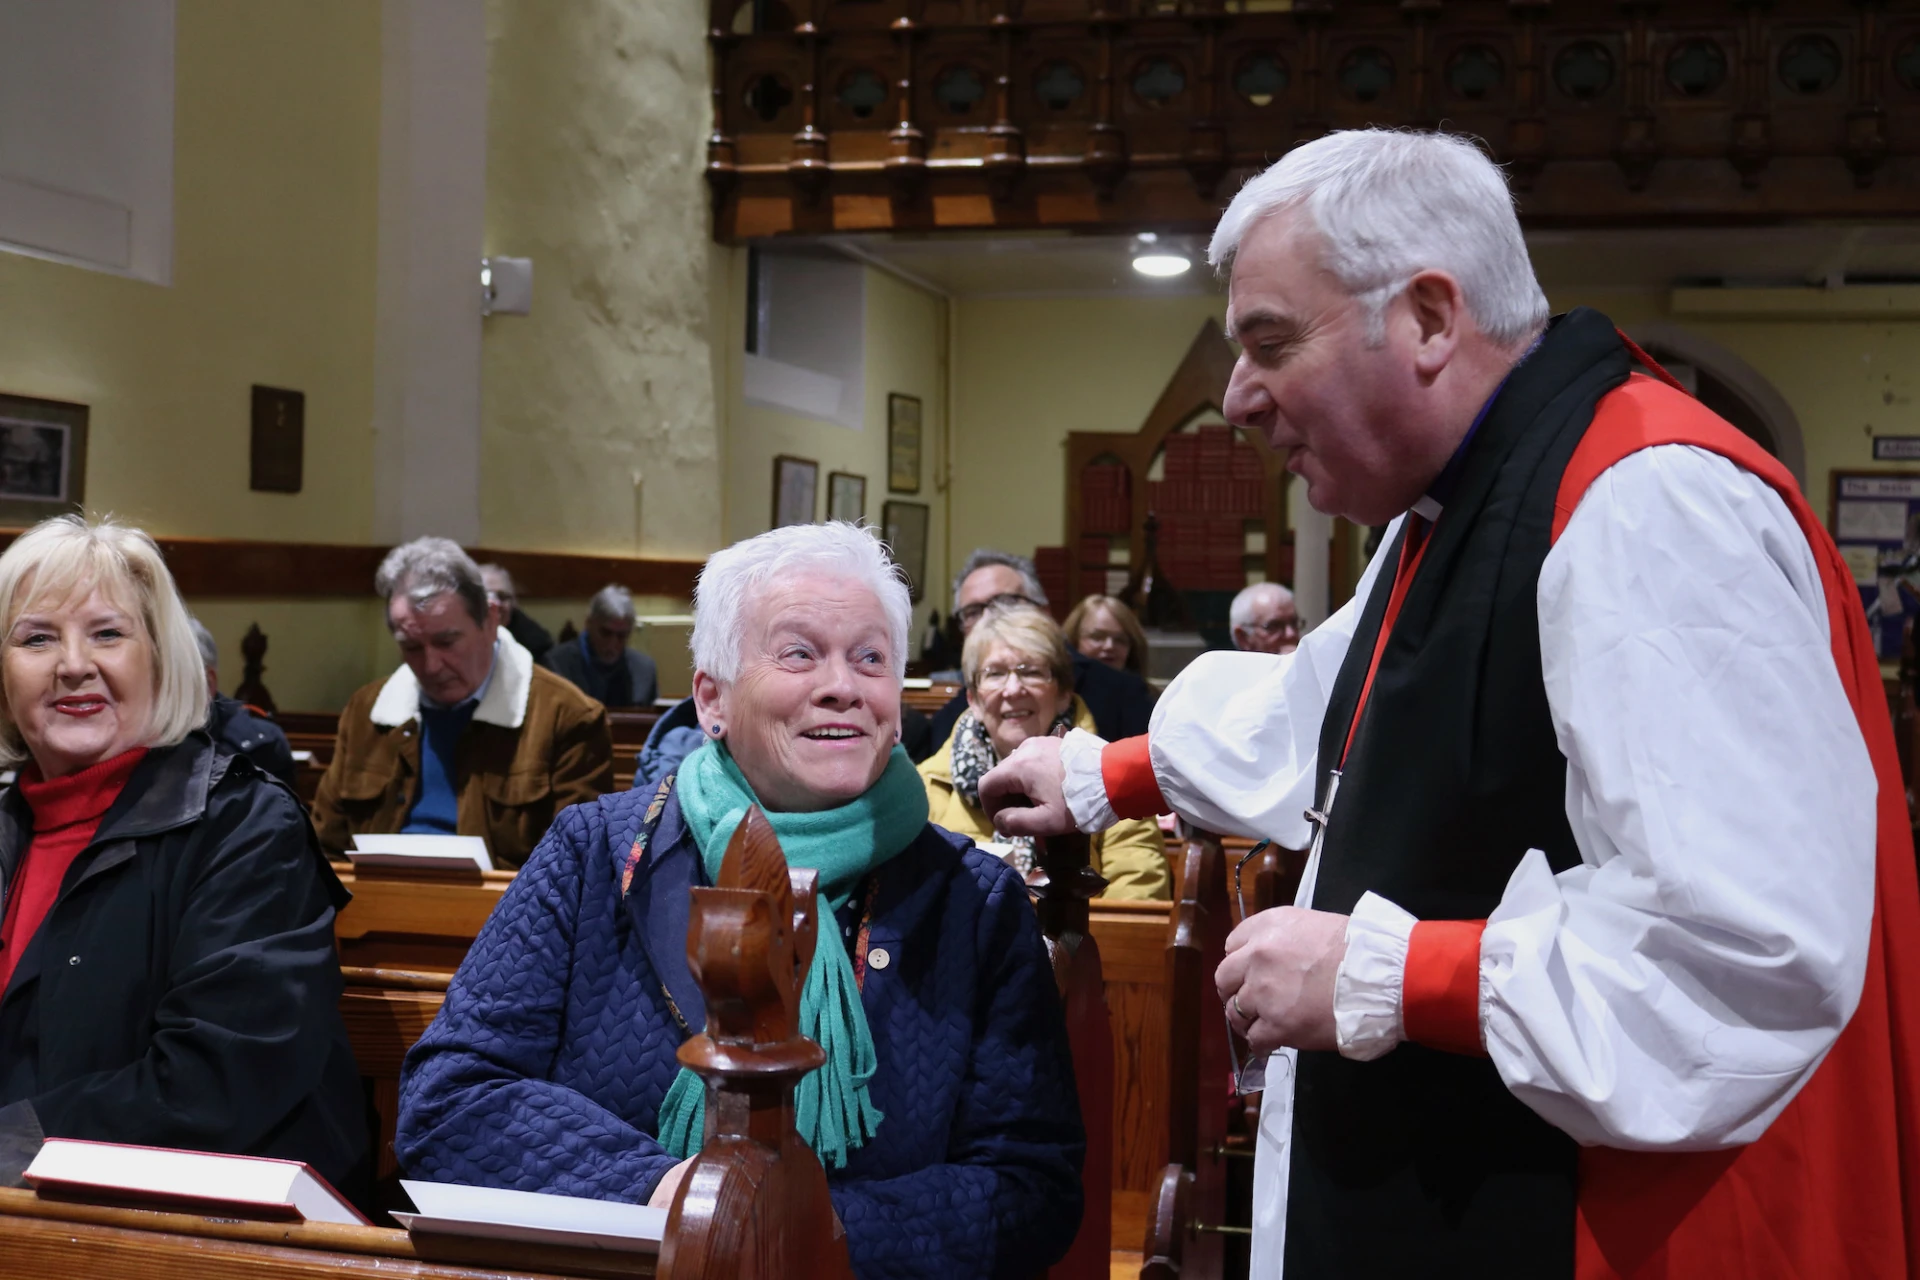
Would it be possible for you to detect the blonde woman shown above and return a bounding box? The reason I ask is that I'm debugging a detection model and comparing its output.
[0,517,365,1199]
[1062,593,1150,677]
[920,603,1169,900]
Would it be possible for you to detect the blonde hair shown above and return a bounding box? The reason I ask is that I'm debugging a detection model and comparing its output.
[1061,593,1149,676]
[0,516,208,766]
[962,603,1075,694]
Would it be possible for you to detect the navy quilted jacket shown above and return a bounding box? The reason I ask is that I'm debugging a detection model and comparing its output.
[395,783,1086,1279]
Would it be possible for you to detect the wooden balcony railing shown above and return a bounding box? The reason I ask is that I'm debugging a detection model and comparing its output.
[709,0,1920,240]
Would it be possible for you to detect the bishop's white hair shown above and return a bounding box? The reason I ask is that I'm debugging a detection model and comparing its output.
[692,521,913,683]
[1208,129,1548,347]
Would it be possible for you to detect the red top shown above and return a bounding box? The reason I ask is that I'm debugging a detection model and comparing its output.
[0,746,148,995]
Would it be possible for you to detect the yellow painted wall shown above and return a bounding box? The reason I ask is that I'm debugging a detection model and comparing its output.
[0,2,727,712]
[948,292,1225,596]
[715,247,952,639]
[0,0,387,712]
[0,0,382,543]
[1549,288,1920,523]
[944,285,1920,601]
[479,0,720,561]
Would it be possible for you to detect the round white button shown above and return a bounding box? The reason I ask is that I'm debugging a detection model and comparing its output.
[867,947,891,971]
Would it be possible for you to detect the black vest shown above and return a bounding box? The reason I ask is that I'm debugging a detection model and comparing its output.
[1285,310,1637,1277]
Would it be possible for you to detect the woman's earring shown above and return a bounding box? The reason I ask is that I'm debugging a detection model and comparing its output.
[710,725,722,736]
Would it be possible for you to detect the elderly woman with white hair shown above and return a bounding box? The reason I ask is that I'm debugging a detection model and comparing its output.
[0,517,366,1197]
[396,521,1084,1279]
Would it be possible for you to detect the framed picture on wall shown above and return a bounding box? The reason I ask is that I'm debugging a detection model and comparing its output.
[882,500,930,603]
[772,455,819,528]
[827,471,867,523]
[888,393,922,493]
[0,392,88,526]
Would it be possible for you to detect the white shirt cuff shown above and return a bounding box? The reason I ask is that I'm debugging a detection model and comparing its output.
[1334,891,1417,1062]
[1059,728,1118,833]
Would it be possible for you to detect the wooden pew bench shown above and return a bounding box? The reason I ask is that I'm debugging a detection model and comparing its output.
[334,867,513,973]
[0,1186,655,1280]
[335,864,1184,1266]
[7,816,866,1278]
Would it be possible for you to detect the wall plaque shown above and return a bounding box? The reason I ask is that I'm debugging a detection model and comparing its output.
[250,385,305,493]
[888,393,922,493]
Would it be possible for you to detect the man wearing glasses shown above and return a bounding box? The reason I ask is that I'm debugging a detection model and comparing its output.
[927,549,1154,750]
[981,129,1920,1277]
[1229,582,1301,656]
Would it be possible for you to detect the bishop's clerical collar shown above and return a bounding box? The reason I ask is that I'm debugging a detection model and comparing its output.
[1415,334,1545,521]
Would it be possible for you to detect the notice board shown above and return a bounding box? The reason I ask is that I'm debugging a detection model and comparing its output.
[1829,470,1920,660]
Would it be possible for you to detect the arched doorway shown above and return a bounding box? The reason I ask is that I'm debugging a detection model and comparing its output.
[1627,322,1807,490]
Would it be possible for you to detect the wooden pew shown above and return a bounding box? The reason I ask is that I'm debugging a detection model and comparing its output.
[0,1186,655,1279]
[1087,898,1172,1258]
[331,854,1199,1271]
[340,965,450,1190]
[903,682,960,715]
[333,866,512,973]
[1141,832,1236,1280]
[1033,832,1114,1280]
[4,821,856,1279]
[333,864,1185,1262]
[1138,834,1308,1278]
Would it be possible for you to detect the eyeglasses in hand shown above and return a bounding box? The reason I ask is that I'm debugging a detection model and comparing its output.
[1224,839,1272,1096]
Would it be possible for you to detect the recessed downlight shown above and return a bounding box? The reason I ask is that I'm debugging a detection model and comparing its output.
[1132,253,1192,278]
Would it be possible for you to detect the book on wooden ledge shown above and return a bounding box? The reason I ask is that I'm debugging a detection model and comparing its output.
[395,1180,666,1254]
[22,1138,367,1225]
[348,833,493,873]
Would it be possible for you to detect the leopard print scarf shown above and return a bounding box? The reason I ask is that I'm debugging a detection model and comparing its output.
[949,707,1074,874]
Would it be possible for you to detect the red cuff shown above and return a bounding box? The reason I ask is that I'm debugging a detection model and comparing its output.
[1403,919,1488,1057]
[1100,735,1167,820]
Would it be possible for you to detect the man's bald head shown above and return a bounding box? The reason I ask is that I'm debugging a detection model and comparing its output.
[1231,582,1300,655]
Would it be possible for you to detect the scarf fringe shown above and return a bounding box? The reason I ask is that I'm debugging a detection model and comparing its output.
[655,741,922,1169]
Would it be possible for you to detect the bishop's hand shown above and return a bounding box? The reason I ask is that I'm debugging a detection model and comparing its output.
[980,735,1077,838]
[1216,906,1349,1054]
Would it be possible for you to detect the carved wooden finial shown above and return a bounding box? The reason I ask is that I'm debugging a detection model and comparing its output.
[232,623,277,715]
[661,806,851,1280]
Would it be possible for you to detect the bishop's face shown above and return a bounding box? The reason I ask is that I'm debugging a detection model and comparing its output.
[1220,209,1456,527]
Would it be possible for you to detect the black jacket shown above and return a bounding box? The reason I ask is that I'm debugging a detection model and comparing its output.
[505,607,554,664]
[0,734,368,1200]
[543,636,659,708]
[207,693,297,787]
[929,650,1154,748]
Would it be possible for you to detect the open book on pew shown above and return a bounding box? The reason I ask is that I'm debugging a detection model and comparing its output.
[348,833,493,873]
[22,1138,367,1225]
[394,1180,665,1254]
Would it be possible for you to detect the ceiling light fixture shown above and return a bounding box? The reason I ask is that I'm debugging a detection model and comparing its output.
[1130,232,1190,278]
[1132,252,1191,278]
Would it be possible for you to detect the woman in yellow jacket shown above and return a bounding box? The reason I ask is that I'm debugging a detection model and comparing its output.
[919,602,1170,900]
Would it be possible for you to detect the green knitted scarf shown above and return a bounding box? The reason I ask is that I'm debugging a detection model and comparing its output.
[654,740,927,1168]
